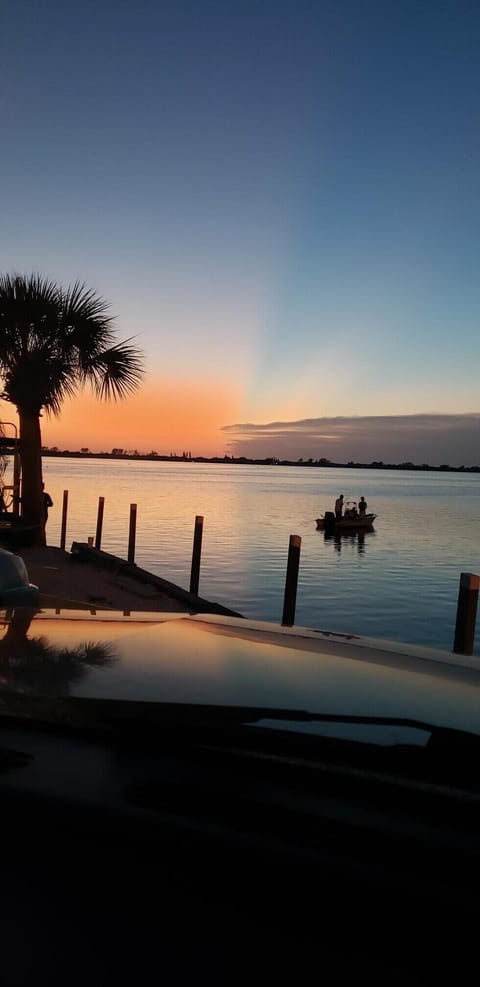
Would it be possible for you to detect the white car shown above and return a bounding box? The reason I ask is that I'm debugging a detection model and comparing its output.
[0,548,39,607]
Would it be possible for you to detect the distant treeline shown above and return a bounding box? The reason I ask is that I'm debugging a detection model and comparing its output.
[40,449,480,472]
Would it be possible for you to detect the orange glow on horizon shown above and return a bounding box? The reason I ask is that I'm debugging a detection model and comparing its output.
[0,377,243,458]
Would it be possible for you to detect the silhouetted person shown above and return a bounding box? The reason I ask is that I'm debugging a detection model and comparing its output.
[334,495,344,519]
[358,496,367,516]
[42,484,53,524]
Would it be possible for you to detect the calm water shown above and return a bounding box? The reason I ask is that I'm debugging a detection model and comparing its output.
[40,458,480,655]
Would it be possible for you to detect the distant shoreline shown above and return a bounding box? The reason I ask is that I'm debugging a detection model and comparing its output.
[41,450,480,473]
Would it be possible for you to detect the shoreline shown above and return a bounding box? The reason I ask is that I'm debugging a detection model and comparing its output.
[39,451,480,473]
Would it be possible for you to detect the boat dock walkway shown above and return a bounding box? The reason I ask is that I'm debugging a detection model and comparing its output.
[16,543,243,617]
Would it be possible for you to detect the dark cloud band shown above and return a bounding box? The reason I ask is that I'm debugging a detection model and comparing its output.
[222,414,480,467]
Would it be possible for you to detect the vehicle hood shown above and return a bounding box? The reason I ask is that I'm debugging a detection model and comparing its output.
[0,607,479,745]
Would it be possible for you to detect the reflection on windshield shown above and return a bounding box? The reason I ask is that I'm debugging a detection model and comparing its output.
[0,608,117,696]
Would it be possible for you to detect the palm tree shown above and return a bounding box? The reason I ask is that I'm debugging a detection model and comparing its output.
[0,273,144,545]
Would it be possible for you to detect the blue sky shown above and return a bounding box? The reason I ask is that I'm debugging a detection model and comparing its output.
[1,0,479,463]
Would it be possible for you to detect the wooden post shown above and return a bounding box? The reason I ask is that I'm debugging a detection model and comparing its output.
[95,496,105,550]
[128,503,137,564]
[190,515,204,595]
[282,534,301,626]
[12,450,21,516]
[453,572,479,656]
[60,490,68,551]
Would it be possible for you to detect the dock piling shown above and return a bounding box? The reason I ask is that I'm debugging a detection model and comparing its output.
[128,504,137,564]
[282,534,301,626]
[60,490,68,551]
[95,496,105,550]
[190,515,204,595]
[453,572,479,655]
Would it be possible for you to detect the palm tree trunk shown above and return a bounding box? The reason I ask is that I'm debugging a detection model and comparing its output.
[18,409,45,546]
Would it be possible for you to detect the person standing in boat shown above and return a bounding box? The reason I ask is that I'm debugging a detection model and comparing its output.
[334,494,344,519]
[358,496,367,516]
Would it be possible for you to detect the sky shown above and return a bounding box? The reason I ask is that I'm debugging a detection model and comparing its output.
[1,0,479,465]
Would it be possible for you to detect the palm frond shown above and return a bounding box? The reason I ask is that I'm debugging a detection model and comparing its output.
[0,272,145,413]
[61,281,115,351]
[0,273,61,365]
[87,339,146,400]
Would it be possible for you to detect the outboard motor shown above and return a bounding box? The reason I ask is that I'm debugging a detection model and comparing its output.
[324,511,336,535]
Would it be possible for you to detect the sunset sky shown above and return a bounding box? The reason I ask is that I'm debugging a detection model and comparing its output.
[1,0,479,465]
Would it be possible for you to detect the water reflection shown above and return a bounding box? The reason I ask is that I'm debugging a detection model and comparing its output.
[324,531,376,555]
[36,458,480,651]
[0,608,116,696]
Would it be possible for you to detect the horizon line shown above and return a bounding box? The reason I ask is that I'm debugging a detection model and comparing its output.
[38,448,480,471]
